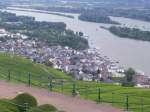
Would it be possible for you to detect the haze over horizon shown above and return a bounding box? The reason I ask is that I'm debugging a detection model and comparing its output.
[1,0,150,4]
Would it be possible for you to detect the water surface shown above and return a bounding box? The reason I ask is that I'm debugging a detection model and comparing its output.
[5,9,150,76]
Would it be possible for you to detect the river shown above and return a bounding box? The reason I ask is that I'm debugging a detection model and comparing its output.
[4,8,150,76]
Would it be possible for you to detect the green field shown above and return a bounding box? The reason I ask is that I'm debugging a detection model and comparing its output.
[0,53,150,112]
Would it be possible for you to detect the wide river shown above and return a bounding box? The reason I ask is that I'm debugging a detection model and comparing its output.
[5,8,150,76]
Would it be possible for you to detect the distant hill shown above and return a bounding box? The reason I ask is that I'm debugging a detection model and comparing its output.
[1,0,150,4]
[58,0,149,4]
[0,0,149,8]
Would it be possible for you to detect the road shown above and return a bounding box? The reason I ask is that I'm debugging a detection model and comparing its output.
[0,80,123,112]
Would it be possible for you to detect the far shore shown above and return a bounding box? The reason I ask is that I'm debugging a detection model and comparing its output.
[6,7,75,19]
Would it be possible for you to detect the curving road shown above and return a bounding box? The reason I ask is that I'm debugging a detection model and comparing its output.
[0,80,123,112]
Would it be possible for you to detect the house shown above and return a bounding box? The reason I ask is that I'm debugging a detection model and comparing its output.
[133,71,149,85]
[0,29,8,37]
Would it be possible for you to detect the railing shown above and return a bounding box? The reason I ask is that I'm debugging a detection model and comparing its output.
[0,70,150,112]
[1,100,29,112]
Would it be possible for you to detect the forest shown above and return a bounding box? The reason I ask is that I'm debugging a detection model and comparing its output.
[79,11,120,24]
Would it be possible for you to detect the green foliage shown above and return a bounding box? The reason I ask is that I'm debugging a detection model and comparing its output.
[0,54,150,112]
[79,7,150,22]
[0,53,71,80]
[29,108,42,112]
[109,26,150,41]
[38,104,57,111]
[122,68,136,87]
[79,11,119,24]
[38,104,57,112]
[0,109,14,112]
[0,99,19,112]
[110,8,150,22]
[0,11,89,50]
[13,93,38,108]
[0,11,35,22]
[125,68,136,82]
[121,81,135,87]
[0,95,59,112]
[0,93,59,112]
[30,104,58,112]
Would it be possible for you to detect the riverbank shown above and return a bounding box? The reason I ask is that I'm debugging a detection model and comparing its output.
[4,8,150,76]
[79,11,120,24]
[108,26,150,42]
[100,26,150,42]
[6,7,75,18]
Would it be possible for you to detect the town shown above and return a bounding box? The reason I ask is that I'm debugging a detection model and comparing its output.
[1,1,150,112]
[1,28,150,88]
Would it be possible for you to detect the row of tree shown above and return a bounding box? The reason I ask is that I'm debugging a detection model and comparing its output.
[79,11,120,24]
[109,26,150,42]
[79,8,150,23]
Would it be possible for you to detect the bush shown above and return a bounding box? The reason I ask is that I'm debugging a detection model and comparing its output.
[13,93,38,108]
[30,104,58,112]
[38,104,57,112]
[122,81,135,87]
[29,108,42,112]
[0,99,19,112]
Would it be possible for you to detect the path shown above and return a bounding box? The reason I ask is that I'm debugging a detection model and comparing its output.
[0,80,123,112]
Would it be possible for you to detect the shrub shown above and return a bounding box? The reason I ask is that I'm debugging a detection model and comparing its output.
[0,99,19,112]
[29,104,58,112]
[29,108,42,112]
[13,93,38,108]
[38,104,57,112]
[122,81,135,87]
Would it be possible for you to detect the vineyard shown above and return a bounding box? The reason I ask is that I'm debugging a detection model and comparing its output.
[0,53,150,112]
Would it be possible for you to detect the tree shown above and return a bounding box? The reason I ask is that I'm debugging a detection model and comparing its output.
[122,68,135,87]
[125,68,135,82]
[79,32,84,36]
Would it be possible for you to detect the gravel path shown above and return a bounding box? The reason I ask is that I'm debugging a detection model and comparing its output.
[0,80,123,112]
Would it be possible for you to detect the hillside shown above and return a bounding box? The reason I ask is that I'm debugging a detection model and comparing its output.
[0,53,150,112]
[0,53,71,80]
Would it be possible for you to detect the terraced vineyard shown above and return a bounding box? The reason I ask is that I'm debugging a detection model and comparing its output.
[0,53,150,112]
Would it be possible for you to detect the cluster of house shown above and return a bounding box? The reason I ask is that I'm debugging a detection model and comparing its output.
[0,28,150,87]
[133,71,150,88]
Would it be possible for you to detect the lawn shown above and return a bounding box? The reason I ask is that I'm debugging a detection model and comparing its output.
[0,53,150,112]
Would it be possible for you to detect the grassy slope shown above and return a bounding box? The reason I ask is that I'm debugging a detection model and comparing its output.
[0,99,19,112]
[0,53,150,112]
[0,53,71,80]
